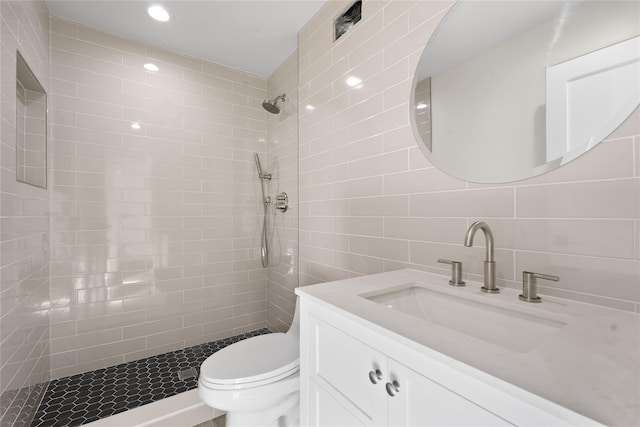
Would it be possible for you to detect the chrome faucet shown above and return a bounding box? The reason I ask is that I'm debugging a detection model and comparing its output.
[464,221,499,293]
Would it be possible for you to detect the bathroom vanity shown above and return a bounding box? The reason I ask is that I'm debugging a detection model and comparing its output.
[295,269,639,426]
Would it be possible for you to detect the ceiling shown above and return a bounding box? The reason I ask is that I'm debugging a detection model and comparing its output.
[45,1,325,77]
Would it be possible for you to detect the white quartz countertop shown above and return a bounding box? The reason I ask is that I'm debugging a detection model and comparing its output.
[295,269,640,426]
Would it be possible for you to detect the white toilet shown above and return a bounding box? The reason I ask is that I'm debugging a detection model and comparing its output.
[198,301,300,427]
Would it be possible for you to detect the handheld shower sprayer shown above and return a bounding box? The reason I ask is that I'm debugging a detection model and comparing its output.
[254,153,271,180]
[254,153,270,268]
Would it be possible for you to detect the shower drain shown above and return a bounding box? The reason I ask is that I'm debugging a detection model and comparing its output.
[178,367,198,381]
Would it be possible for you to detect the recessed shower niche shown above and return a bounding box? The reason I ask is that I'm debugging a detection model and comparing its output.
[16,50,47,189]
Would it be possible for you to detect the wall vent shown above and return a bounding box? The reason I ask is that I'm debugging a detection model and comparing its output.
[334,0,362,41]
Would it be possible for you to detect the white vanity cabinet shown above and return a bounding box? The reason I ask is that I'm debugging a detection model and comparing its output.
[298,293,602,427]
[305,315,386,425]
[302,313,509,426]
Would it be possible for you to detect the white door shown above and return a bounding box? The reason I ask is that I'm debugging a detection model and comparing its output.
[546,36,640,163]
[306,379,367,426]
[308,315,387,426]
[386,359,512,426]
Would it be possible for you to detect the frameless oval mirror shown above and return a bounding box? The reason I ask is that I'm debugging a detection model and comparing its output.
[411,0,640,183]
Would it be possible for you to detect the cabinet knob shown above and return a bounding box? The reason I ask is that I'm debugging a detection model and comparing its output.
[385,380,400,397]
[368,369,383,384]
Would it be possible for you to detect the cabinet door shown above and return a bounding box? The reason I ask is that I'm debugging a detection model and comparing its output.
[308,315,387,426]
[387,359,512,426]
[306,378,367,426]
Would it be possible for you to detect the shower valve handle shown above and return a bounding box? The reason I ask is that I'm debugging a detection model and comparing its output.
[276,193,288,212]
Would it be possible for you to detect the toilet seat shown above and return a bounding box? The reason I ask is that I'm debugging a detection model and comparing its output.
[200,333,299,390]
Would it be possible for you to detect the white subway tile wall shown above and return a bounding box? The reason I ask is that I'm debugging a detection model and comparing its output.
[0,0,51,424]
[266,51,299,332]
[298,0,640,312]
[16,84,48,188]
[48,18,269,378]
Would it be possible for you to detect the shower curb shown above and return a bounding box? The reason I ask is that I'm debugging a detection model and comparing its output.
[82,389,222,427]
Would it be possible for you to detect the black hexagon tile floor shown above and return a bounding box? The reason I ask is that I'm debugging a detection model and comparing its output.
[31,328,270,427]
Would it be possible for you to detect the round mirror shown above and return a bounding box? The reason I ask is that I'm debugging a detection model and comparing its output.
[411,0,640,183]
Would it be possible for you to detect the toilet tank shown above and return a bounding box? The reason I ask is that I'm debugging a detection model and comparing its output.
[285,297,300,340]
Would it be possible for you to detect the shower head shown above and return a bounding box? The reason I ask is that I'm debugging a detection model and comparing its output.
[262,101,280,114]
[262,94,286,114]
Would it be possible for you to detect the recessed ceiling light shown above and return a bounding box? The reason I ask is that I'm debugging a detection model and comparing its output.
[416,103,428,109]
[148,5,170,22]
[131,122,141,130]
[305,105,315,111]
[144,63,159,72]
[346,76,362,87]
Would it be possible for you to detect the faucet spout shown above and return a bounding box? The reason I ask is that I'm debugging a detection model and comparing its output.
[464,221,494,262]
[464,221,499,293]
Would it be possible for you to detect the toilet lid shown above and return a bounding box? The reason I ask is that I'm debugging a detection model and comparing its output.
[200,333,299,386]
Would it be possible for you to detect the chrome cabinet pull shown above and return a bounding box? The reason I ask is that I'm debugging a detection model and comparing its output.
[368,369,383,384]
[385,380,400,397]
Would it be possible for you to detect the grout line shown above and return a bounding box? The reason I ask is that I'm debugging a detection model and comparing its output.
[634,219,638,261]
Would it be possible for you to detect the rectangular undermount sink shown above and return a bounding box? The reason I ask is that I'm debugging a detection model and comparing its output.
[363,284,567,353]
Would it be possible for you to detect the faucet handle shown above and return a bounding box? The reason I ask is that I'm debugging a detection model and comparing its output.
[437,259,465,286]
[519,271,559,303]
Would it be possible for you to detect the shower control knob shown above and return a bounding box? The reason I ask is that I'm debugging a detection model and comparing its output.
[368,369,382,384]
[276,192,289,213]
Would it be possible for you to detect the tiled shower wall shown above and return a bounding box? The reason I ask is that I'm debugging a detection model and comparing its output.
[48,18,270,379]
[0,1,51,425]
[298,0,640,312]
[266,51,299,332]
[16,85,47,188]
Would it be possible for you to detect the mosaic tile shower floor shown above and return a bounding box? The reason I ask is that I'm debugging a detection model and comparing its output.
[31,329,270,427]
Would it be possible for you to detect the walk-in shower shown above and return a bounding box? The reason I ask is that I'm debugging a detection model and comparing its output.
[254,153,271,267]
[262,93,286,114]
